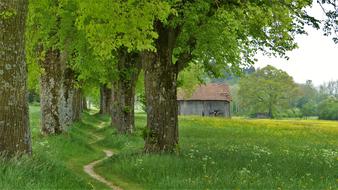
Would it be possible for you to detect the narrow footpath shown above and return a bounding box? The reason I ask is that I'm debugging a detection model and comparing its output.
[83,150,123,190]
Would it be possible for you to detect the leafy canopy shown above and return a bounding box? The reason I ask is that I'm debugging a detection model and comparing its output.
[26,0,119,92]
[76,0,171,59]
[164,0,318,76]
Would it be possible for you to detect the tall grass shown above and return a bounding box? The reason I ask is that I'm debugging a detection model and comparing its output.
[97,115,338,190]
[0,106,112,190]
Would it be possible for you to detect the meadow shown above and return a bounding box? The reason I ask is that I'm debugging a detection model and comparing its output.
[98,116,338,190]
[1,106,337,189]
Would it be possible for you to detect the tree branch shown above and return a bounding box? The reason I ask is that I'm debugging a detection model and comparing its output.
[176,52,193,72]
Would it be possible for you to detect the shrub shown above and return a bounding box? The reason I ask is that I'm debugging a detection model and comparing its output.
[318,97,338,120]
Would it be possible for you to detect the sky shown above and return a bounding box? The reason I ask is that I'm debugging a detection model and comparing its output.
[255,3,338,87]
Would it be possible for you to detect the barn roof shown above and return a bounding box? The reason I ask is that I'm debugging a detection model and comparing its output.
[177,83,231,101]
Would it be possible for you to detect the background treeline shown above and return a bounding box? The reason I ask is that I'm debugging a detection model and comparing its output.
[226,66,338,120]
[28,64,338,121]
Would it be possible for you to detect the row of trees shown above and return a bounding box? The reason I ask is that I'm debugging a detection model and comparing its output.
[0,0,325,157]
[315,81,338,120]
[236,65,338,120]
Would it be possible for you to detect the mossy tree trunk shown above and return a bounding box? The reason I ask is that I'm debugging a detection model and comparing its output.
[40,49,63,135]
[143,23,181,153]
[41,47,82,132]
[59,68,82,126]
[143,53,179,153]
[111,49,141,134]
[0,0,32,156]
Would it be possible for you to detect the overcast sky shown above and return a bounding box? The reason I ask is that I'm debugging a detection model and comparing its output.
[255,3,338,87]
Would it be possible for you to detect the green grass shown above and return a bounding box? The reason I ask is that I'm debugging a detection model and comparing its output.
[0,106,114,190]
[1,107,337,189]
[96,116,338,190]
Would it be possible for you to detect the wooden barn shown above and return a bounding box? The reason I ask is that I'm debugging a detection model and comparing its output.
[177,83,231,117]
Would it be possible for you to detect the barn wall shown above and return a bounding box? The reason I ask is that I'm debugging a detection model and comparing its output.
[178,101,204,115]
[178,100,231,117]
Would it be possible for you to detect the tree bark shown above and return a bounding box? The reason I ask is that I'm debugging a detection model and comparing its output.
[111,49,141,134]
[59,68,82,126]
[143,22,180,153]
[72,88,82,120]
[40,49,63,135]
[0,0,32,156]
[82,96,88,111]
[99,84,112,115]
[41,55,82,132]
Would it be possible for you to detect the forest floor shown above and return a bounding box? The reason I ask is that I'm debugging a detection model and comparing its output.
[0,105,337,190]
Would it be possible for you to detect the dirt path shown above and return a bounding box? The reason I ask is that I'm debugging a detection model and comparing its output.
[84,150,123,190]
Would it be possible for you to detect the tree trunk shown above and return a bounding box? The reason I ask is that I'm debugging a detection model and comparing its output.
[59,68,82,126]
[82,96,88,111]
[60,87,82,124]
[143,23,180,153]
[59,68,74,126]
[40,49,63,135]
[72,88,82,121]
[143,52,179,152]
[111,49,141,134]
[268,105,273,119]
[0,0,32,156]
[99,84,112,115]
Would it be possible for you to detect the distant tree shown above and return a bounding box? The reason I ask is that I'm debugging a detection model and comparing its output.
[301,101,318,118]
[318,97,338,120]
[319,80,338,99]
[295,80,319,117]
[208,66,256,85]
[0,0,32,156]
[229,84,241,116]
[239,65,298,118]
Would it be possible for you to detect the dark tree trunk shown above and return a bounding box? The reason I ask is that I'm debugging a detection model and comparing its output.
[143,53,179,153]
[0,0,32,156]
[268,105,273,119]
[72,88,82,121]
[143,23,180,153]
[40,49,63,135]
[82,96,88,111]
[111,49,141,134]
[99,84,112,115]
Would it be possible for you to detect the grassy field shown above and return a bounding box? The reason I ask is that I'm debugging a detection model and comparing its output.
[0,106,114,190]
[0,106,337,189]
[97,116,338,190]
